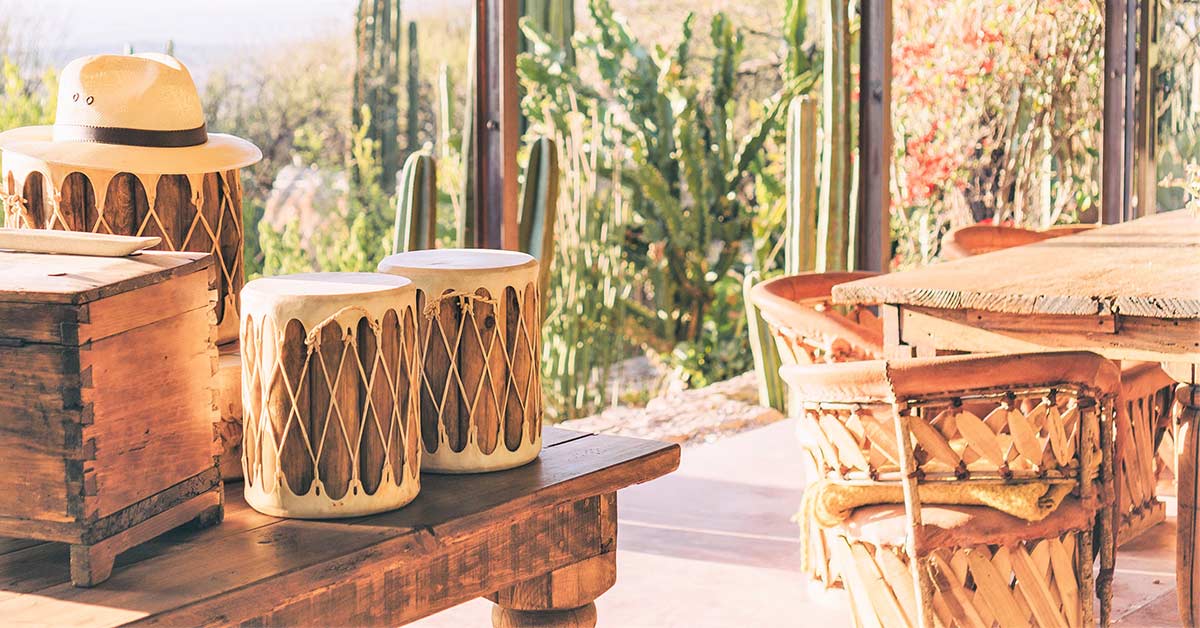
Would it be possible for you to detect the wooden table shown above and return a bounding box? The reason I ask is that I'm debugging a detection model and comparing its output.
[0,428,679,627]
[832,210,1200,624]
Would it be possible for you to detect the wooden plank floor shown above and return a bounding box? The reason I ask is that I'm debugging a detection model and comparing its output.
[0,428,679,627]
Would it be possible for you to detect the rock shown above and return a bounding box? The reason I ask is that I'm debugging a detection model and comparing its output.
[558,372,785,445]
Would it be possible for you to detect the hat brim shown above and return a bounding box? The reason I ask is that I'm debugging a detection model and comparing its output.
[0,125,262,174]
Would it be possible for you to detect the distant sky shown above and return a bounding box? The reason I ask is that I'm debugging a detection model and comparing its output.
[3,0,468,83]
[18,1,354,49]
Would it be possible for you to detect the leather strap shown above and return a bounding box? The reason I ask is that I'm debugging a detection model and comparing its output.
[53,123,208,148]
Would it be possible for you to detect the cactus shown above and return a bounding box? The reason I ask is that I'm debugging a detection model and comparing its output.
[393,151,438,253]
[521,0,814,353]
[744,95,818,412]
[353,0,404,192]
[785,95,819,275]
[743,271,787,411]
[458,10,478,248]
[538,108,629,420]
[437,65,453,161]
[816,0,853,272]
[518,136,560,296]
[520,0,576,66]
[783,0,811,79]
[406,21,420,153]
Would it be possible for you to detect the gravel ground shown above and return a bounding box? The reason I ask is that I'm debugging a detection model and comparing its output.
[557,372,785,445]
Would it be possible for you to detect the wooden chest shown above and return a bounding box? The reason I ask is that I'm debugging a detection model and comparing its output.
[0,250,224,587]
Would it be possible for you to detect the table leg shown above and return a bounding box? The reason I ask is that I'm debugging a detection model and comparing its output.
[1177,386,1200,625]
[490,550,617,628]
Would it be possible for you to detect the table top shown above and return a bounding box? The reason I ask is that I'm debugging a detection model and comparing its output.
[0,428,679,627]
[0,250,210,305]
[834,211,1200,319]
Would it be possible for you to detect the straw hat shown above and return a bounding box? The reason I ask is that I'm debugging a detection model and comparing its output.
[0,53,261,174]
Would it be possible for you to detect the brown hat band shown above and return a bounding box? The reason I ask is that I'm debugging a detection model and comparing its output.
[53,123,208,148]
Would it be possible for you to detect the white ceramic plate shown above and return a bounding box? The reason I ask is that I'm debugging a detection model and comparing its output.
[0,228,161,257]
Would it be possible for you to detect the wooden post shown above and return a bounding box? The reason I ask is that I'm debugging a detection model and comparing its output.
[474,0,520,250]
[857,0,892,273]
[1134,0,1158,218]
[1102,0,1129,224]
[1122,0,1139,222]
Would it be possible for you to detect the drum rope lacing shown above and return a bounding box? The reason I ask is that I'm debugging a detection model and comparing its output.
[4,169,244,330]
[246,303,417,498]
[416,287,541,454]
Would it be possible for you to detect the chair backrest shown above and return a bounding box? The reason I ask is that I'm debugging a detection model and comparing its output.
[750,271,884,366]
[941,223,1098,260]
[785,352,1120,628]
[781,352,1120,485]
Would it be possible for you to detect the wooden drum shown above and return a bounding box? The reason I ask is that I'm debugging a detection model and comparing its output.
[2,156,246,344]
[378,249,543,473]
[240,273,421,518]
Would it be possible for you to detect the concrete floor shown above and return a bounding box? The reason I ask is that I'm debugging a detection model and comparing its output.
[413,420,1182,627]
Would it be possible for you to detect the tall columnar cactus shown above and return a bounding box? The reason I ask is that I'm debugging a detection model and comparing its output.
[783,0,811,80]
[816,0,853,272]
[743,271,786,411]
[786,95,819,275]
[393,151,438,254]
[520,0,576,66]
[458,11,478,248]
[519,0,576,136]
[518,136,560,297]
[746,93,821,412]
[437,64,453,161]
[406,21,420,153]
[353,0,404,191]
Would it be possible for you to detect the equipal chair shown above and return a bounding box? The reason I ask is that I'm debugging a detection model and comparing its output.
[942,222,1176,543]
[749,271,884,586]
[782,352,1119,628]
[940,223,1097,260]
[750,271,884,366]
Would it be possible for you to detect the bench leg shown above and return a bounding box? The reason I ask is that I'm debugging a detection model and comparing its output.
[490,551,617,628]
[491,604,597,628]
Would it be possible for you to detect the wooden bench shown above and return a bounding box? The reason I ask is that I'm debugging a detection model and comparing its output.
[0,428,679,627]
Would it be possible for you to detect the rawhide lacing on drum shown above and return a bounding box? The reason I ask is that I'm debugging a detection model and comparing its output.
[418,287,540,455]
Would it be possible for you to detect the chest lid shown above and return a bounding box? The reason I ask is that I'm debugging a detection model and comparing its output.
[0,250,213,345]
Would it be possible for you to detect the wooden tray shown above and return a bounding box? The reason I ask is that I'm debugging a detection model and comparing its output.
[0,228,160,257]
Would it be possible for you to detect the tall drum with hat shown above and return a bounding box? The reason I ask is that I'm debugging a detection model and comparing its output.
[378,249,543,473]
[0,54,263,479]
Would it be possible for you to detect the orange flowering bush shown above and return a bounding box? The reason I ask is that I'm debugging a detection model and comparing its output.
[890,0,1103,268]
